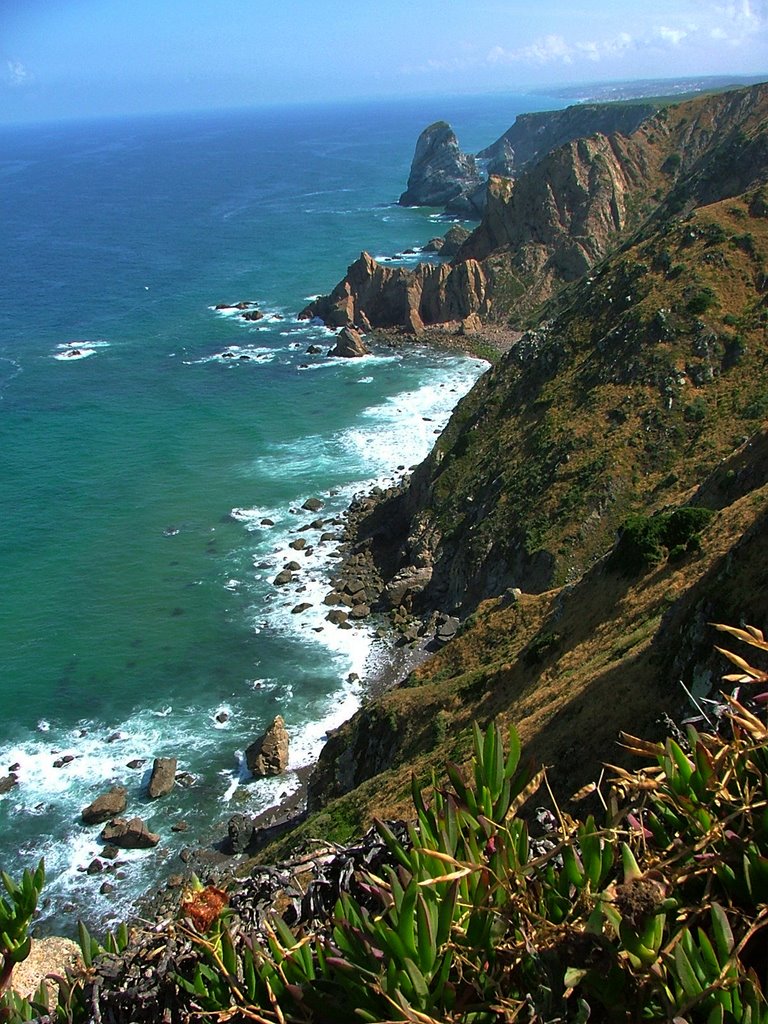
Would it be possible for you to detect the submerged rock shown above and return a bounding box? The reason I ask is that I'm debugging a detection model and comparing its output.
[0,774,18,796]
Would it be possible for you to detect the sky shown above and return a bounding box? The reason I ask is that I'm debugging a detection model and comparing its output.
[1,0,766,123]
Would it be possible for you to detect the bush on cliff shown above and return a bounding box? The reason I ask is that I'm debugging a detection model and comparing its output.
[610,506,715,575]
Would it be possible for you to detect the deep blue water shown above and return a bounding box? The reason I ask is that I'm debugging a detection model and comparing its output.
[0,92,565,931]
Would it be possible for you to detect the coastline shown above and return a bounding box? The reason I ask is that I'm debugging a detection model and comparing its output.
[117,326,488,923]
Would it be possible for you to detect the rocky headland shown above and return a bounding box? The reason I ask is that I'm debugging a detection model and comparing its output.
[278,80,768,843]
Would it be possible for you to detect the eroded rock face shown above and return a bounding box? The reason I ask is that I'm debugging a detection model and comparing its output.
[301,252,490,335]
[245,715,289,777]
[82,786,128,825]
[147,757,177,799]
[399,121,483,210]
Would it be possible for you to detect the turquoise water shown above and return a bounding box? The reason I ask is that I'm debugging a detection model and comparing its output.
[0,92,564,931]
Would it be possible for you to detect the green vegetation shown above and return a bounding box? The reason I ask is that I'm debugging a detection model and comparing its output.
[610,506,715,574]
[7,661,767,1023]
[0,861,44,998]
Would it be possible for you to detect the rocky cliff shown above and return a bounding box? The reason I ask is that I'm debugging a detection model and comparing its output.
[269,83,768,837]
[306,83,768,334]
[398,120,484,213]
[398,100,658,217]
[299,250,490,334]
[478,100,658,177]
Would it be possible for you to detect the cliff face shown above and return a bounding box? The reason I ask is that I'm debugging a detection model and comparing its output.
[458,132,653,312]
[478,101,658,176]
[306,83,768,334]
[398,120,484,212]
[361,177,768,614]
[398,100,658,217]
[287,83,768,842]
[300,251,491,334]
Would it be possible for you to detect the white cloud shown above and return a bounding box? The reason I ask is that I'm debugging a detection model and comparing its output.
[487,30,635,67]
[707,0,768,41]
[6,60,32,87]
[655,26,688,45]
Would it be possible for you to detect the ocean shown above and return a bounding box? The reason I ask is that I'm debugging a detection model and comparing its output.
[0,91,565,933]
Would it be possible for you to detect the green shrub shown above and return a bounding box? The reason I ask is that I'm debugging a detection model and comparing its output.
[687,287,716,315]
[610,506,714,575]
[684,396,708,422]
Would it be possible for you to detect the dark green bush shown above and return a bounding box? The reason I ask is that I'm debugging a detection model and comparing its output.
[610,506,714,575]
[687,287,716,315]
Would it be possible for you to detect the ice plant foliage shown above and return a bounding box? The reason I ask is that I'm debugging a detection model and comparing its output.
[2,628,768,1022]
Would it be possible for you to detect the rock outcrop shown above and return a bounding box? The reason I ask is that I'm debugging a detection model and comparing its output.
[328,326,370,358]
[82,786,128,825]
[399,121,483,213]
[478,101,658,178]
[300,251,490,334]
[397,102,659,218]
[245,716,289,778]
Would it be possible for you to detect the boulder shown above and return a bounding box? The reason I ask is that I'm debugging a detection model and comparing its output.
[227,813,255,854]
[81,785,128,825]
[0,774,18,796]
[328,327,370,358]
[435,615,461,643]
[326,609,349,625]
[147,757,177,799]
[245,715,289,778]
[273,569,293,586]
[384,565,434,609]
[100,817,160,849]
[302,497,325,512]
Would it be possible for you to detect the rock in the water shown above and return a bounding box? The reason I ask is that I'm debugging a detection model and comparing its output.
[100,817,160,849]
[273,569,293,586]
[328,326,370,358]
[399,121,483,210]
[0,774,18,795]
[81,785,128,825]
[326,608,349,625]
[245,715,289,778]
[227,813,255,853]
[302,497,325,512]
[147,757,177,799]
